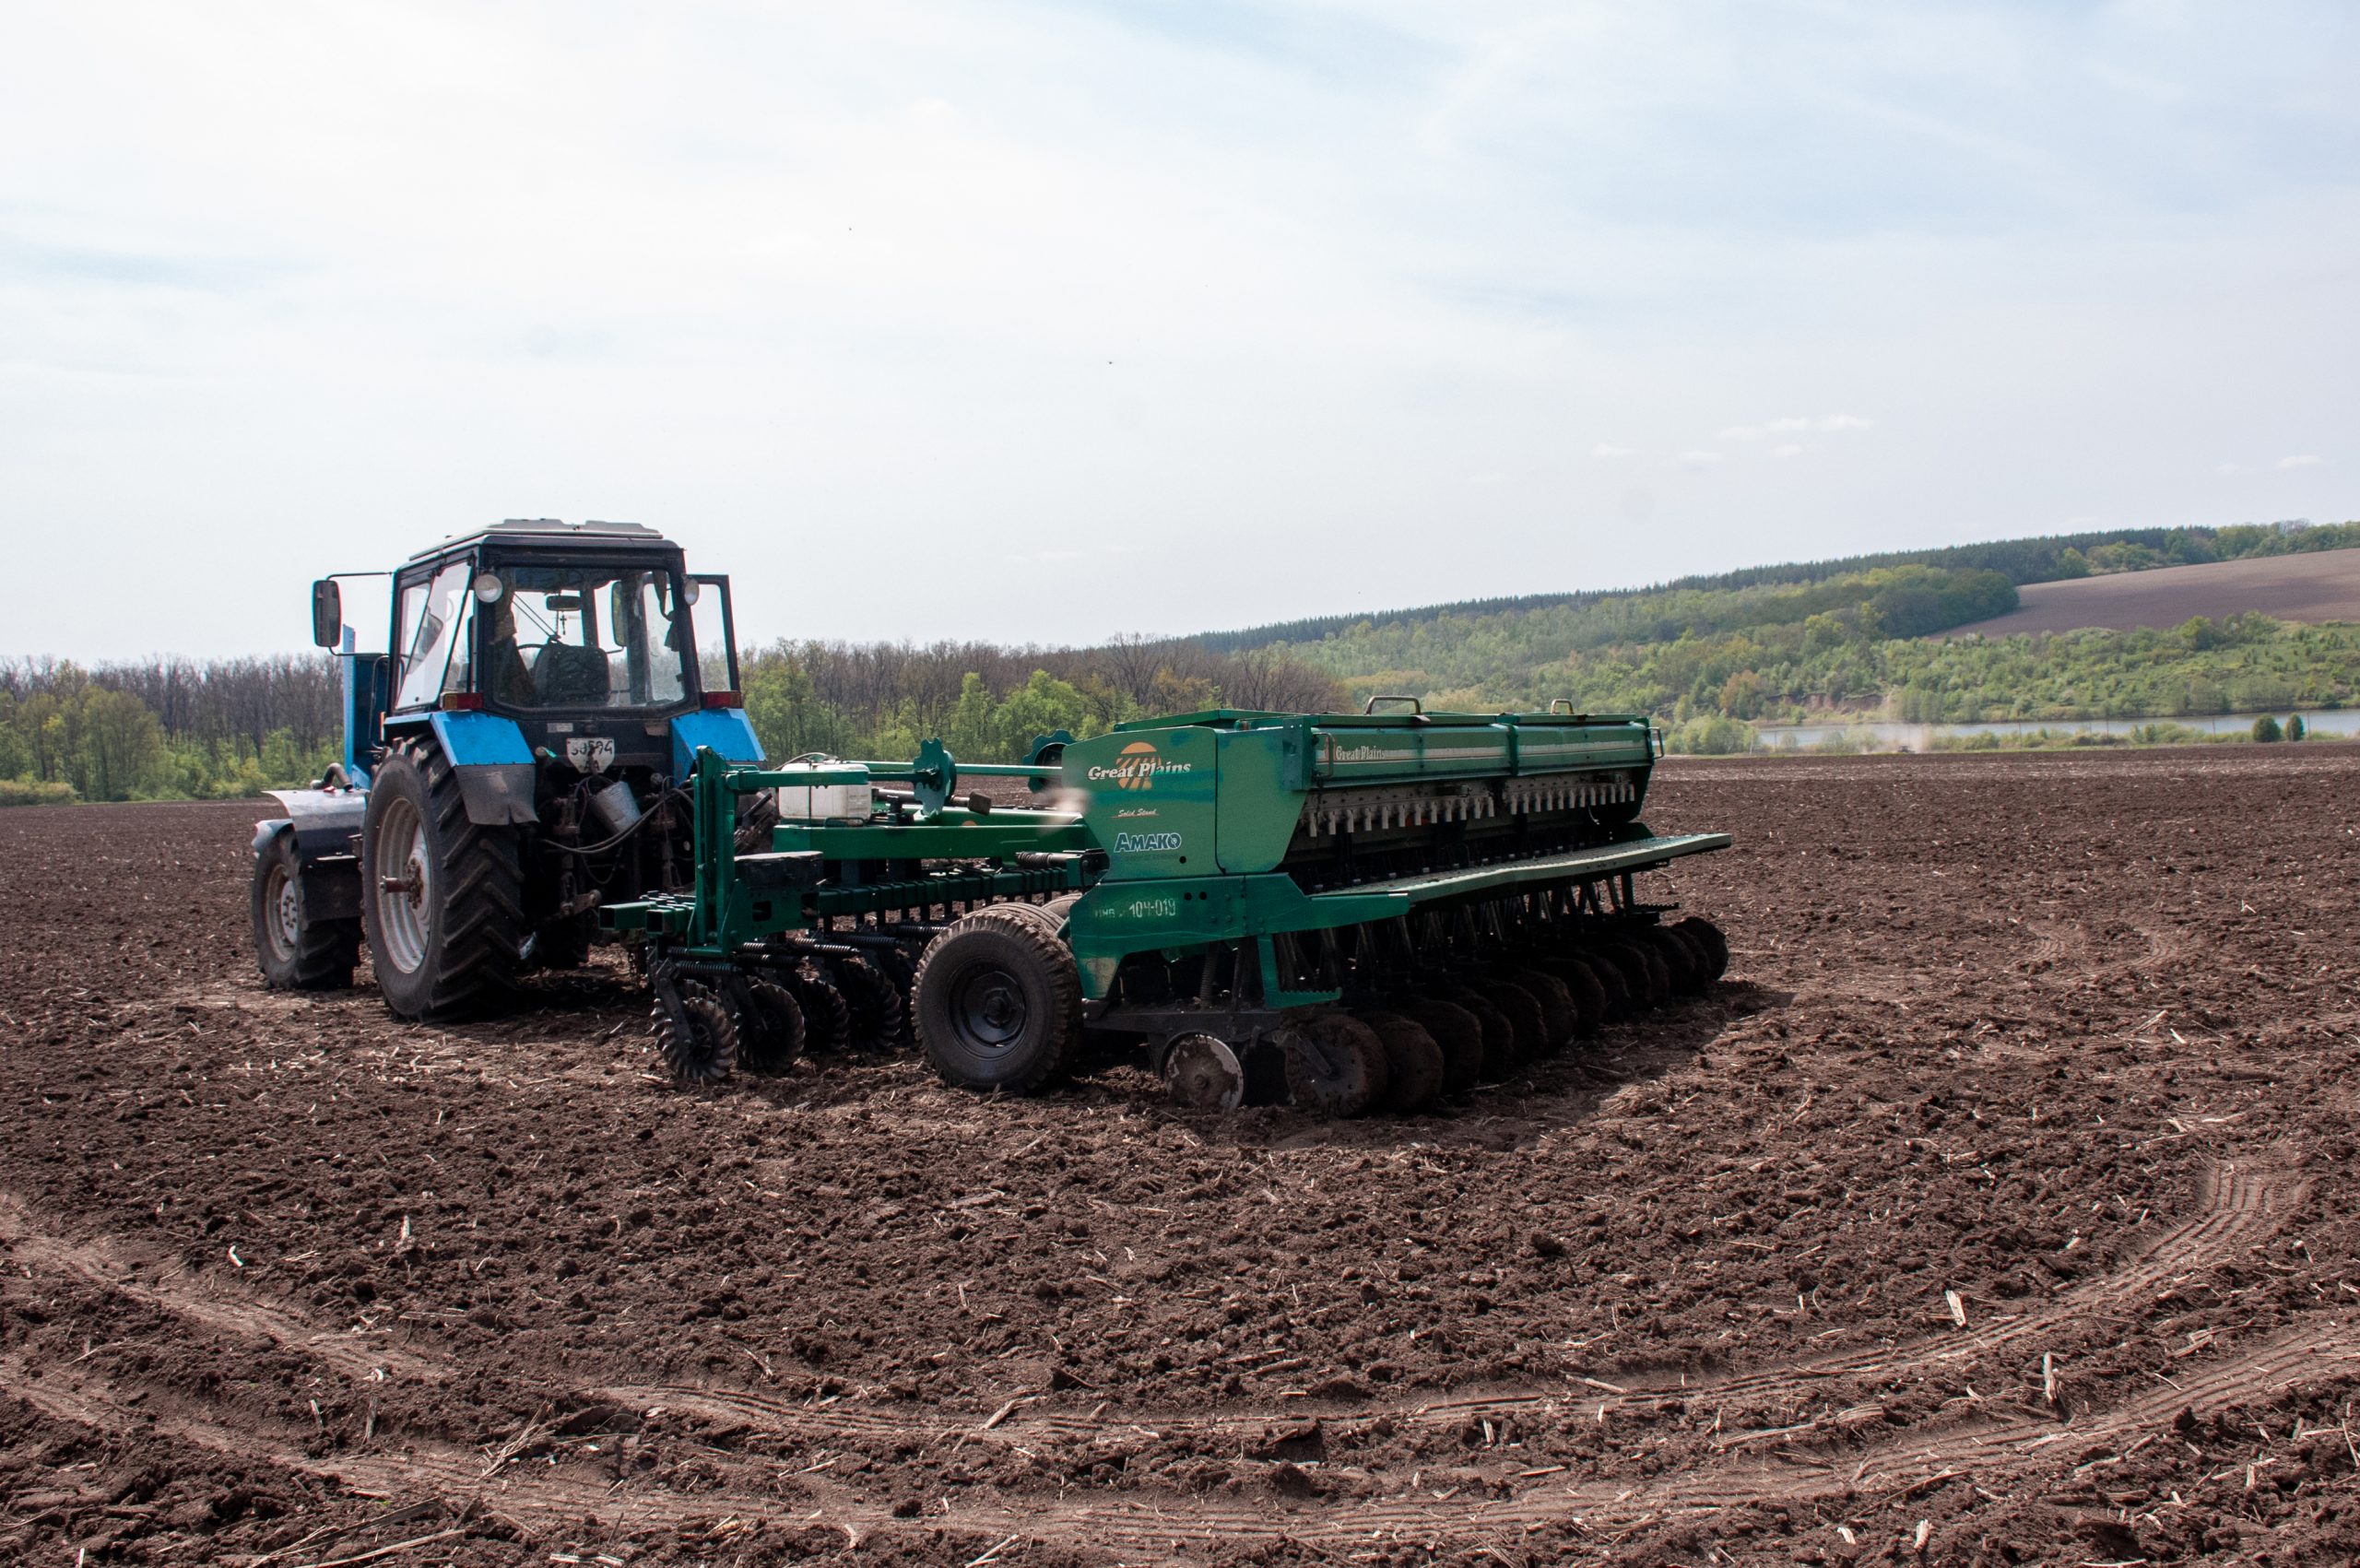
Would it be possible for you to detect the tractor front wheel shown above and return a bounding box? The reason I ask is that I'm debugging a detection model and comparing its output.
[252,830,360,991]
[360,743,525,1020]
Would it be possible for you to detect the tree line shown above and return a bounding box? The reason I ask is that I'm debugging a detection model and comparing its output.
[0,641,1344,803]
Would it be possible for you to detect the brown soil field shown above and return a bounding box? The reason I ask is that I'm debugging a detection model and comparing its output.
[1944,548,2360,638]
[5,751,2359,1566]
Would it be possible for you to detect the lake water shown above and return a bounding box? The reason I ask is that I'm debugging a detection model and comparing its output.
[1752,708,2359,750]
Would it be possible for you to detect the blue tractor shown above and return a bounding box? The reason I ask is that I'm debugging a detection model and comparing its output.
[250,519,763,1020]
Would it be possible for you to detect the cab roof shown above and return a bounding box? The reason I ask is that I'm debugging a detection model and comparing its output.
[405,518,677,564]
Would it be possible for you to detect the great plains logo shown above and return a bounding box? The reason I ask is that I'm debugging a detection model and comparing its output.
[1087,740,1193,791]
[1114,831,1183,855]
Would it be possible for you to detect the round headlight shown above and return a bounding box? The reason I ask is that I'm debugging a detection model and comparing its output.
[472,572,506,604]
[681,578,702,605]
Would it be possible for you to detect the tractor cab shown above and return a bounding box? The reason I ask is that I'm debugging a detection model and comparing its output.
[254,519,764,1020]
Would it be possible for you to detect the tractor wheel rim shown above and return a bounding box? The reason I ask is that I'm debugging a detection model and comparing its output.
[950,965,1027,1055]
[374,796,431,976]
[266,863,300,960]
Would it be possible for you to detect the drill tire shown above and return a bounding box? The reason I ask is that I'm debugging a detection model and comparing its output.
[913,913,1080,1094]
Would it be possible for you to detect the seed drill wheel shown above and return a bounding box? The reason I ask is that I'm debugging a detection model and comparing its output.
[1673,916,1729,981]
[1279,1015,1385,1117]
[1591,940,1666,1009]
[1493,967,1577,1053]
[1531,955,1606,1038]
[1162,1033,1246,1110]
[1552,944,1626,1020]
[252,830,360,991]
[1636,925,1706,996]
[786,962,852,1053]
[832,954,907,1048]
[657,991,738,1085]
[1431,986,1515,1083]
[1353,1011,1446,1113]
[1394,997,1485,1097]
[737,979,807,1073]
[360,742,524,1020]
[1461,978,1546,1071]
[912,913,1080,1093]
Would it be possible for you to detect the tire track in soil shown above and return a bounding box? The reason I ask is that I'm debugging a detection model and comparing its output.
[0,1190,442,1387]
[0,1159,2317,1557]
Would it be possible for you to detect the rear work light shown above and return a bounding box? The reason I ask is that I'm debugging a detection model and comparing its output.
[439,691,486,712]
[702,690,741,709]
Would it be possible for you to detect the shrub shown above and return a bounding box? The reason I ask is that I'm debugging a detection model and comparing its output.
[0,779,78,808]
[2287,714,2307,741]
[2252,715,2283,743]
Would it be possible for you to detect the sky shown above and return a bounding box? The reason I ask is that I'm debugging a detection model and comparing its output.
[4,0,2356,660]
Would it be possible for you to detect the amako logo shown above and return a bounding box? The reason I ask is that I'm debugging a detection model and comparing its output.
[1086,739,1193,791]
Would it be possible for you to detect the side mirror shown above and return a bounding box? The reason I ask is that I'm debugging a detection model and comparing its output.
[311,579,343,649]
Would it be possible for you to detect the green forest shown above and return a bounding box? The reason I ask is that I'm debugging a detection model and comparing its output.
[6,522,2356,802]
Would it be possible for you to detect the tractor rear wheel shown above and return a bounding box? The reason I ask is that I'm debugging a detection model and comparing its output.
[913,913,1080,1092]
[252,830,360,991]
[360,743,525,1020]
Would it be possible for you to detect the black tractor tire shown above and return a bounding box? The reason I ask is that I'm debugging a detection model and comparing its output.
[787,962,853,1054]
[1494,966,1577,1053]
[1282,1014,1383,1117]
[252,830,360,991]
[1395,997,1485,1095]
[912,914,1080,1093]
[738,979,806,1073]
[1673,916,1729,981]
[656,991,738,1085]
[1355,1011,1446,1113]
[832,954,907,1048]
[360,742,525,1020]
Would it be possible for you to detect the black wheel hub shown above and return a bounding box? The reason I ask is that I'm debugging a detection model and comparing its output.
[950,964,1028,1055]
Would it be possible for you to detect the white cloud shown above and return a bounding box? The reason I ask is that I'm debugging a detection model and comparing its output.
[1765,414,1875,434]
[1678,450,1724,467]
[2215,462,2248,476]
[2277,454,2325,468]
[1717,424,1765,441]
[1590,442,1635,458]
[1773,443,1806,460]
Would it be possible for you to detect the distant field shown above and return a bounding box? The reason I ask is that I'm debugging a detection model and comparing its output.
[1946,547,2360,636]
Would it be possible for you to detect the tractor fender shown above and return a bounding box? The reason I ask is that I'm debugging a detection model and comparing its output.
[427,711,541,827]
[670,707,763,780]
[253,799,368,924]
[258,788,369,858]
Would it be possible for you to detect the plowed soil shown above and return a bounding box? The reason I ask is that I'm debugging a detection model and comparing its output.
[4,749,2359,1567]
